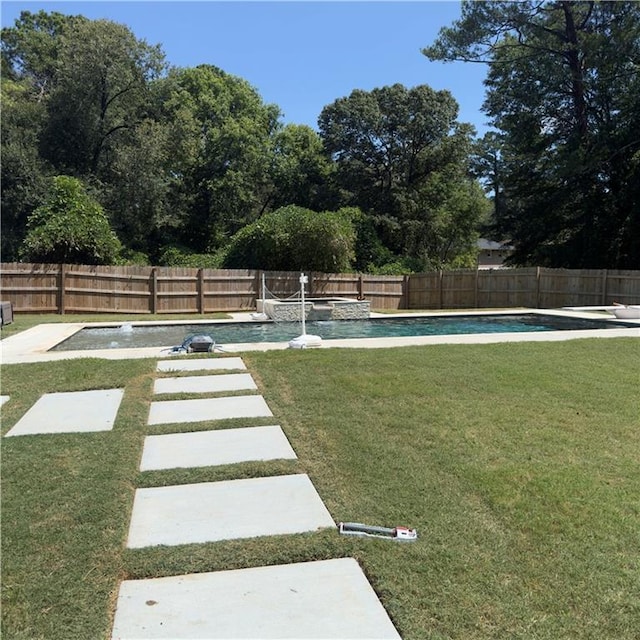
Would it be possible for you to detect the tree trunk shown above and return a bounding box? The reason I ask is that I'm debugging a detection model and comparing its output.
[561,1,590,142]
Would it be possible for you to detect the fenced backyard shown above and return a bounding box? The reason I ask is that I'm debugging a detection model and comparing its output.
[1,263,639,315]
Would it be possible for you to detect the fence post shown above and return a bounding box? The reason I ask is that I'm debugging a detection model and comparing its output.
[602,269,608,305]
[536,266,541,308]
[358,274,364,300]
[485,269,492,307]
[255,270,262,310]
[150,267,158,314]
[439,270,444,309]
[403,275,410,310]
[474,268,479,308]
[197,268,205,314]
[58,263,66,315]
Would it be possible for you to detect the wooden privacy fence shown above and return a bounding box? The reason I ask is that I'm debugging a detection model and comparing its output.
[1,263,639,315]
[408,267,640,309]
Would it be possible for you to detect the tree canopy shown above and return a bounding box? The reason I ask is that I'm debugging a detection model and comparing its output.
[424,0,640,269]
[158,64,281,253]
[0,8,543,273]
[319,83,488,269]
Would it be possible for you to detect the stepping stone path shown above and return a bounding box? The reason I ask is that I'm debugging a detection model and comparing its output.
[156,357,246,372]
[153,373,257,395]
[148,394,273,426]
[127,474,335,547]
[139,425,297,471]
[112,557,401,639]
[112,355,400,637]
[5,388,124,436]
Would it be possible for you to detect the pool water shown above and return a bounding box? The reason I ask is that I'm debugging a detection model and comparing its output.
[50,313,632,351]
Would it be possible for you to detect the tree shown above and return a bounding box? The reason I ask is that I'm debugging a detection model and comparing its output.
[1,11,82,260]
[267,124,336,212]
[20,175,121,264]
[222,205,356,272]
[39,17,166,176]
[424,0,640,268]
[0,77,50,260]
[470,131,509,233]
[1,10,82,97]
[318,83,488,269]
[99,117,176,259]
[2,11,170,261]
[160,65,281,253]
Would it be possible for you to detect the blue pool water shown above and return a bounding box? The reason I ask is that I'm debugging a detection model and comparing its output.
[50,313,632,351]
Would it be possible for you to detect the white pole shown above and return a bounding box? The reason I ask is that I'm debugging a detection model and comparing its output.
[288,272,321,348]
[300,272,307,336]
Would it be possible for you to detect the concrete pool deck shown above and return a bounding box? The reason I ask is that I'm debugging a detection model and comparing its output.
[1,309,638,364]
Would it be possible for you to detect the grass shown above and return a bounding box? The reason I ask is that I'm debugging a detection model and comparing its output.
[1,358,156,639]
[1,335,639,639]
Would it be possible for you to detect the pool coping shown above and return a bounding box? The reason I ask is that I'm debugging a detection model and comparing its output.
[1,308,638,364]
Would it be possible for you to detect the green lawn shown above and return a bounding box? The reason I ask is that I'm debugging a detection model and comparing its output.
[1,337,639,639]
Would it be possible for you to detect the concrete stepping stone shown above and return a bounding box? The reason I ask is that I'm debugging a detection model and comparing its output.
[148,395,272,426]
[4,389,124,437]
[126,474,334,548]
[111,557,400,639]
[156,357,246,372]
[153,373,257,395]
[0,396,9,407]
[139,425,297,471]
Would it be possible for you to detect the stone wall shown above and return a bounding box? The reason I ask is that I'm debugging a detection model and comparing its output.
[264,299,370,322]
[327,301,370,320]
[264,300,311,322]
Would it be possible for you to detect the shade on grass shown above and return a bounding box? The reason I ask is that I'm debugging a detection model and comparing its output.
[1,339,639,639]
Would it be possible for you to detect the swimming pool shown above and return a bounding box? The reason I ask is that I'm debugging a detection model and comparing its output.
[49,313,634,351]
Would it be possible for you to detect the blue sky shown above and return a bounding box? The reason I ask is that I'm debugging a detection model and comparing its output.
[1,1,491,134]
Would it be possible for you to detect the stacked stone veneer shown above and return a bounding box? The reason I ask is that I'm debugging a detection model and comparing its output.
[325,300,370,320]
[264,299,370,322]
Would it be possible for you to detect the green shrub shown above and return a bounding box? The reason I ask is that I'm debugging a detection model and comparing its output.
[20,176,121,264]
[222,205,356,272]
[156,246,223,268]
[117,249,150,266]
